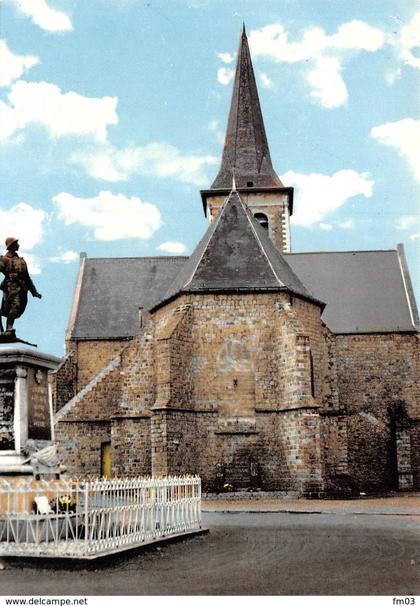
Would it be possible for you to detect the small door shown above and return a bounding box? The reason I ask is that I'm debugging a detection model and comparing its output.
[101,442,111,479]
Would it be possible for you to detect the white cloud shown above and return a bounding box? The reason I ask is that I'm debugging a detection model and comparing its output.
[400,12,420,69]
[249,20,384,63]
[307,58,348,108]
[329,21,384,52]
[409,233,420,240]
[396,215,419,230]
[1,80,118,142]
[22,252,42,275]
[208,119,224,145]
[218,52,234,64]
[319,219,356,231]
[217,67,234,86]
[0,202,47,250]
[247,20,385,108]
[50,250,79,263]
[157,241,187,254]
[338,219,355,229]
[0,40,39,87]
[70,142,218,186]
[8,0,73,32]
[284,169,374,227]
[53,191,161,241]
[385,67,401,86]
[259,72,273,89]
[370,118,420,181]
[0,100,19,140]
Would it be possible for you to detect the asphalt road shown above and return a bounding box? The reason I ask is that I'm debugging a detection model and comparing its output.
[1,512,419,596]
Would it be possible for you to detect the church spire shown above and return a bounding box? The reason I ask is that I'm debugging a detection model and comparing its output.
[211,26,283,190]
[201,26,293,253]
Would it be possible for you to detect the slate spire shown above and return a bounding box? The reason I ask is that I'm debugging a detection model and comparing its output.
[211,26,283,190]
[153,190,321,310]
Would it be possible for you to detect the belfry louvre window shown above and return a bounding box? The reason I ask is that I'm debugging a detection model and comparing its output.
[254,212,269,230]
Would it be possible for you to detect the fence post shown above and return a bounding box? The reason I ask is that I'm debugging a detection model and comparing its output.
[198,476,202,528]
[84,482,89,547]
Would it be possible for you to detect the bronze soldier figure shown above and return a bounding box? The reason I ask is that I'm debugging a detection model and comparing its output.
[0,237,42,335]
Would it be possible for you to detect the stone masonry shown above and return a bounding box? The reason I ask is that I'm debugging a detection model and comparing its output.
[54,292,419,494]
[53,27,419,495]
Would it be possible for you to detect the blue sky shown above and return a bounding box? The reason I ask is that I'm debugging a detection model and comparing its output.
[0,0,419,355]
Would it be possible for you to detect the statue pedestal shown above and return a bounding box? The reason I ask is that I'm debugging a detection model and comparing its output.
[0,347,61,478]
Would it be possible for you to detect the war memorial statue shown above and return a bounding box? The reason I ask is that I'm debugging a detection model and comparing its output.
[0,237,42,341]
[0,237,61,476]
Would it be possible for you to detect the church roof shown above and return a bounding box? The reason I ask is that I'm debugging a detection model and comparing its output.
[152,190,320,309]
[210,26,282,190]
[68,246,417,340]
[286,248,418,334]
[69,256,187,340]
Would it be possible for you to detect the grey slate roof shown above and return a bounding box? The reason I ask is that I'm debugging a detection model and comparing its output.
[153,190,317,310]
[211,26,282,190]
[69,242,418,339]
[285,250,418,333]
[70,256,187,339]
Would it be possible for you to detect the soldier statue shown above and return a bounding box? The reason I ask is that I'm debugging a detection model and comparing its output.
[0,237,42,336]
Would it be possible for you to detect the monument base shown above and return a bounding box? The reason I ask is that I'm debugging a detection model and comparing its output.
[0,347,61,478]
[0,332,37,348]
[0,452,32,475]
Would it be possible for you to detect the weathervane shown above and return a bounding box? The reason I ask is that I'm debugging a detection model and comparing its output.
[0,237,42,347]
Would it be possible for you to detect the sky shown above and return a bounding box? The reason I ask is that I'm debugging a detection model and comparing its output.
[0,0,419,356]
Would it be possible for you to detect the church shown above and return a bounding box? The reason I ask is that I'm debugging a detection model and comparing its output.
[53,28,419,496]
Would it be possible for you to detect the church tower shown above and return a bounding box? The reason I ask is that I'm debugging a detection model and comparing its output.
[201,25,293,252]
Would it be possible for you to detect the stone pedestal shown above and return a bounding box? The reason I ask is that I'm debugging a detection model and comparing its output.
[0,347,61,477]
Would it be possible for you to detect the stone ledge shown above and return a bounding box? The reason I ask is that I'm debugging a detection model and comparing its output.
[214,430,259,435]
[152,407,216,413]
[203,490,300,500]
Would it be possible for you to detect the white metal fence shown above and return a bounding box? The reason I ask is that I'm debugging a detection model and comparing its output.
[0,475,202,559]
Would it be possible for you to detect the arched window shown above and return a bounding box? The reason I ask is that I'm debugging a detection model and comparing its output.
[254,212,269,230]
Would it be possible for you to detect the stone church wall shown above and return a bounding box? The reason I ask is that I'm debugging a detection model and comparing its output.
[151,409,207,478]
[111,417,152,477]
[51,351,77,414]
[411,423,420,489]
[54,290,418,494]
[291,297,340,411]
[70,339,128,391]
[334,333,419,491]
[56,420,111,477]
[150,293,325,494]
[56,328,159,477]
[118,331,156,415]
[150,407,323,495]
[55,362,122,476]
[320,415,350,494]
[110,329,156,477]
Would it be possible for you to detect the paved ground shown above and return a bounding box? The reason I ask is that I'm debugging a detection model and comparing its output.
[0,495,419,596]
[202,493,420,515]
